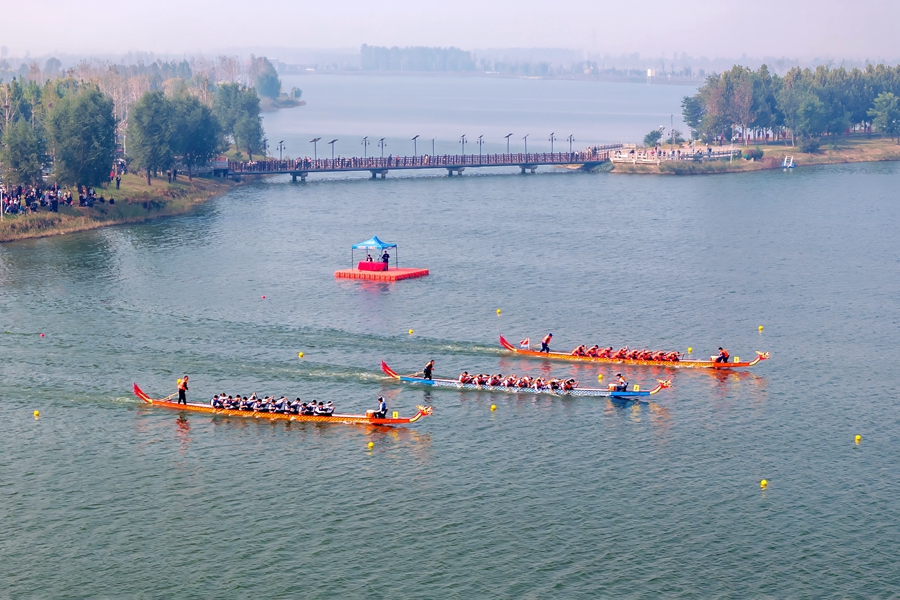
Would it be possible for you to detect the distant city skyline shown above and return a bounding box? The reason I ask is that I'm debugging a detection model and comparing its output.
[2,0,899,62]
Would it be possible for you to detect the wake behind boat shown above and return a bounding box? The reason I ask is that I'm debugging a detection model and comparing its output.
[381,362,671,398]
[500,335,769,369]
[132,384,433,426]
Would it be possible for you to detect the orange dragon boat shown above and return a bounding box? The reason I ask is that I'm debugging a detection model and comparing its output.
[132,384,433,426]
[499,335,770,369]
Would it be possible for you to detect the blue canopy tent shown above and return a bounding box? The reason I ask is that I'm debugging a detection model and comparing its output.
[351,236,399,268]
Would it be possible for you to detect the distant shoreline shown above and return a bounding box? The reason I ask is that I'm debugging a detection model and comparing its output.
[610,138,900,175]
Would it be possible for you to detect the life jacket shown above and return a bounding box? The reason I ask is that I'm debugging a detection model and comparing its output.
[721,349,730,359]
[177,378,187,390]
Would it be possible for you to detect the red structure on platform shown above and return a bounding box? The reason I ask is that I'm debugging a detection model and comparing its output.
[335,235,429,282]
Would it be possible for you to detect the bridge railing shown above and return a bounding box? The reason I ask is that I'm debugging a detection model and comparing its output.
[227,145,622,174]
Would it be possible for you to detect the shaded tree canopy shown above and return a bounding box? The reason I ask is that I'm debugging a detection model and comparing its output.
[45,85,116,188]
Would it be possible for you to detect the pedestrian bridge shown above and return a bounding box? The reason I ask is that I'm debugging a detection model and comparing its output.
[226,145,623,181]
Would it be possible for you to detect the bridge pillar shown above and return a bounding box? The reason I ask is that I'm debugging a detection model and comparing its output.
[370,170,388,179]
[446,167,465,177]
[291,174,296,182]
[519,165,537,174]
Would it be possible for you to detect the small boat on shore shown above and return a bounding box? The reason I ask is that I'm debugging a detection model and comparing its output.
[381,362,671,398]
[500,336,769,369]
[132,384,433,426]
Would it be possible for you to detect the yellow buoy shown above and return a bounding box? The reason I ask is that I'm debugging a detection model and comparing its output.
[33,410,40,418]
[496,309,501,314]
[855,434,861,445]
[367,441,374,449]
[298,352,304,358]
[597,373,603,380]
[408,329,414,335]
[490,404,496,411]
[687,347,693,354]
[760,479,768,489]
[758,325,764,332]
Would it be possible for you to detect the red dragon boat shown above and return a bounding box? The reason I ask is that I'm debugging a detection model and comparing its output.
[499,335,770,369]
[132,384,432,426]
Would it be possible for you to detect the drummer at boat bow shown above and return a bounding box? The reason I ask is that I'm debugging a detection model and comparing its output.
[177,375,189,404]
[715,347,730,363]
[615,373,628,392]
[540,333,552,353]
[423,360,435,380]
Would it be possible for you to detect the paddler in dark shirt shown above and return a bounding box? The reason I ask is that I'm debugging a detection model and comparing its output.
[423,360,435,380]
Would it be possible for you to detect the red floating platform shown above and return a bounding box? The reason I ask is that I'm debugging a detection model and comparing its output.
[334,267,430,282]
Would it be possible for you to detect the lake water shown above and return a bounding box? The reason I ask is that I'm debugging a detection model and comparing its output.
[2,76,900,598]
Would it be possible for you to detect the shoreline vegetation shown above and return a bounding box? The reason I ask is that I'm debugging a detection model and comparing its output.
[610,137,900,175]
[0,174,236,243]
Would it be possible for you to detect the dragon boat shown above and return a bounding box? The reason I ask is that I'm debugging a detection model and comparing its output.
[381,362,671,398]
[132,384,433,426]
[500,335,770,369]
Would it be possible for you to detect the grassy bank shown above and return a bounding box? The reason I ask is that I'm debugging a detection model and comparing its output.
[611,137,900,175]
[0,174,237,243]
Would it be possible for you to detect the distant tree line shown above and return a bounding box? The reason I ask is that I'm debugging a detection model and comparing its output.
[0,75,266,189]
[682,64,900,151]
[361,45,476,72]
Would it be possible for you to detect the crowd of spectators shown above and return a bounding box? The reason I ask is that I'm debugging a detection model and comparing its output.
[0,183,117,215]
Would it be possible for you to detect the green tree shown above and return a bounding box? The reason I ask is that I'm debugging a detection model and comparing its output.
[867,91,900,141]
[171,94,225,181]
[0,117,44,186]
[213,83,262,141]
[127,91,175,185]
[46,85,116,189]
[643,129,662,147]
[681,95,704,140]
[255,69,281,99]
[797,93,827,138]
[234,114,265,159]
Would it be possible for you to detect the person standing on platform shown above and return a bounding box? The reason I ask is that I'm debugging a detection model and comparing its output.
[381,251,390,265]
[423,360,435,380]
[177,375,189,404]
[540,333,553,353]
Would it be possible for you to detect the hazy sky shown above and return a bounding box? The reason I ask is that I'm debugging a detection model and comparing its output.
[5,0,899,60]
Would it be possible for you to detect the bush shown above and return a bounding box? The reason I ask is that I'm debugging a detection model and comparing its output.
[799,137,820,153]
[742,147,764,160]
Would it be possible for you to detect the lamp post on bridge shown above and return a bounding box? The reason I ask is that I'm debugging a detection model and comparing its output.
[378,138,386,158]
[277,140,285,160]
[309,137,321,160]
[328,139,338,160]
[567,134,574,154]
[477,135,483,161]
[431,138,436,156]
[523,134,529,155]
[459,134,467,155]
[361,136,369,158]
[549,132,556,154]
[411,135,419,157]
[504,133,513,154]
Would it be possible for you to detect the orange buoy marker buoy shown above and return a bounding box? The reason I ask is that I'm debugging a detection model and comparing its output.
[34,410,40,418]
[490,404,496,411]
[298,352,304,359]
[760,479,768,490]
[367,441,374,449]
[855,434,861,445]
[408,329,413,335]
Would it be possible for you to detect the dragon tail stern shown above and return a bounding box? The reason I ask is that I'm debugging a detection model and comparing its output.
[381,361,401,379]
[499,335,516,351]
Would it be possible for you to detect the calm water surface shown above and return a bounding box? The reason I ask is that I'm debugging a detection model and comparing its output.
[1,79,899,598]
